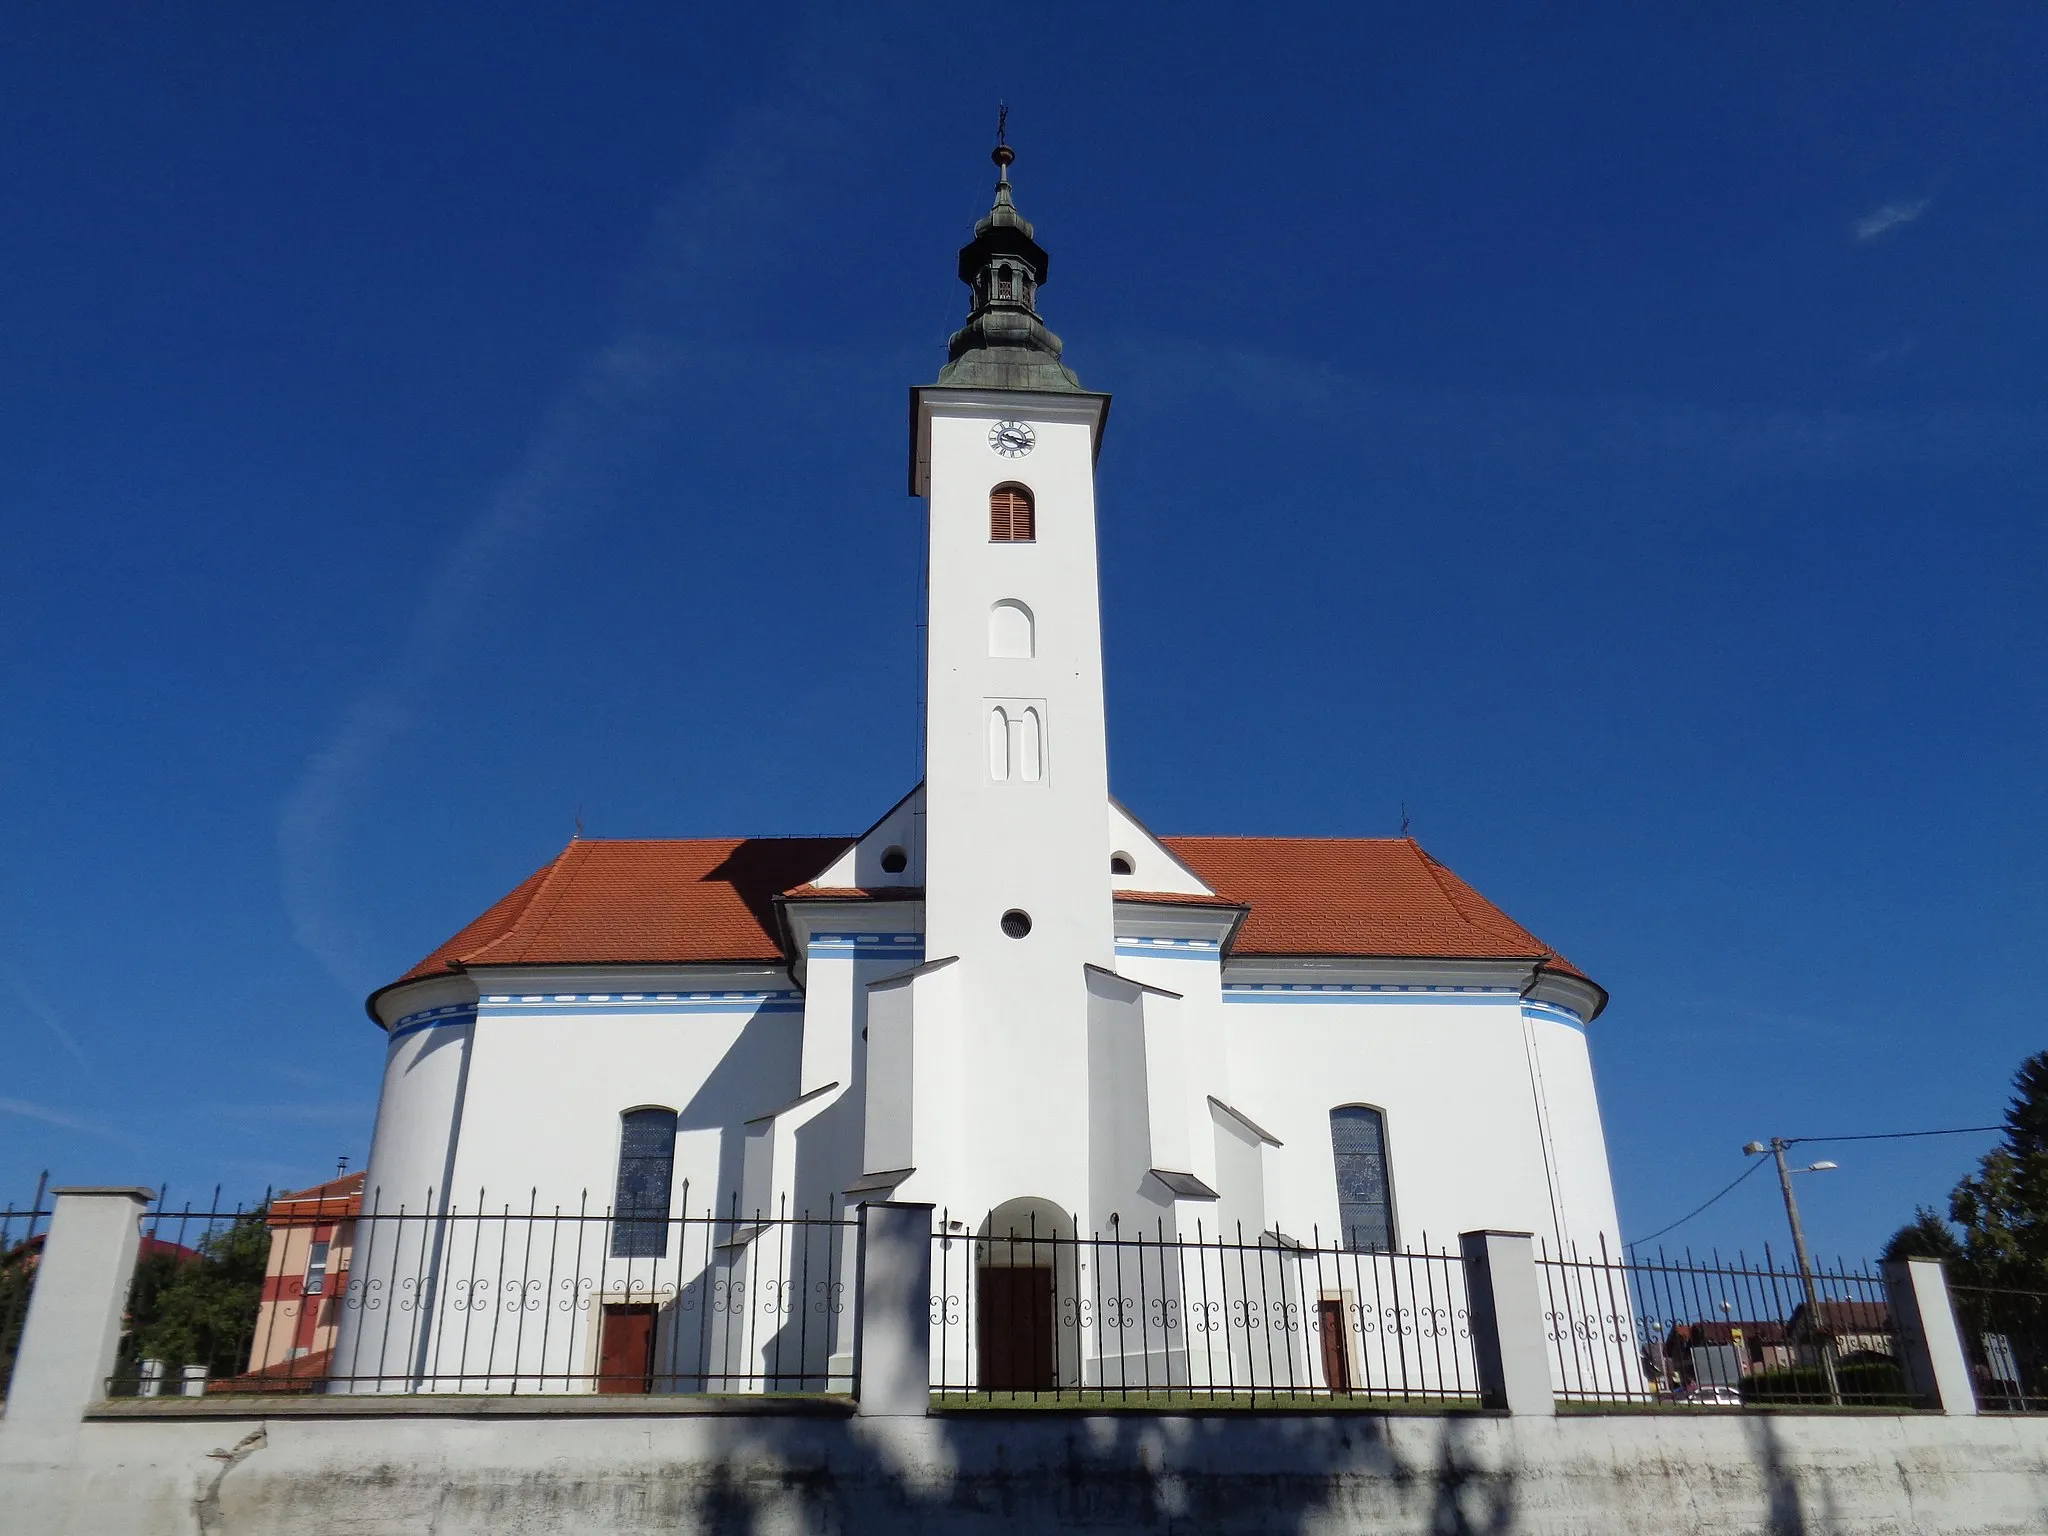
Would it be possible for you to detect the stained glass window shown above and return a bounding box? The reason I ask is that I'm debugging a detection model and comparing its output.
[1330,1106,1394,1253]
[611,1107,678,1258]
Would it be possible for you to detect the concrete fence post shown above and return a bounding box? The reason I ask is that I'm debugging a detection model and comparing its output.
[855,1200,935,1416]
[3,1187,153,1430]
[1884,1256,1978,1415]
[1460,1229,1555,1416]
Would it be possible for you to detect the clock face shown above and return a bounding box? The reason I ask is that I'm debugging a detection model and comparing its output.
[988,420,1036,458]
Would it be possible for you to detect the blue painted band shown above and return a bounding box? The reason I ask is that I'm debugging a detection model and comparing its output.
[1115,938,1220,960]
[1222,984,1519,1006]
[389,1005,477,1043]
[808,933,926,959]
[1521,1002,1587,1030]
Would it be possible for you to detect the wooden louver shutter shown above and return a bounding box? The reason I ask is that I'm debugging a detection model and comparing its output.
[990,487,1034,542]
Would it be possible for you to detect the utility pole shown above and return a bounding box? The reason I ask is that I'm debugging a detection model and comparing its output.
[1745,1137,1840,1403]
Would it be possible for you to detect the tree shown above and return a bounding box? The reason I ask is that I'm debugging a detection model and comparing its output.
[128,1210,270,1380]
[1882,1206,1969,1269]
[1947,1050,2048,1292]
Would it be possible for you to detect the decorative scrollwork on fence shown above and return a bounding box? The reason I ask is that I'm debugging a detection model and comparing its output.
[557,1275,596,1314]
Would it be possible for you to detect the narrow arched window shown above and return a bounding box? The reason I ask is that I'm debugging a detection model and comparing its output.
[1330,1106,1394,1253]
[988,705,1011,781]
[1017,706,1043,782]
[990,485,1035,543]
[989,600,1034,658]
[611,1107,678,1258]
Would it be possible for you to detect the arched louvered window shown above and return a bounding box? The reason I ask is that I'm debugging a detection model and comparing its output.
[611,1107,678,1258]
[990,485,1035,543]
[1330,1106,1395,1253]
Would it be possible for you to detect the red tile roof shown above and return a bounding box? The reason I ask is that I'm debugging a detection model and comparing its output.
[208,1348,333,1395]
[1160,836,1589,980]
[269,1171,365,1226]
[394,838,851,985]
[376,833,1595,1013]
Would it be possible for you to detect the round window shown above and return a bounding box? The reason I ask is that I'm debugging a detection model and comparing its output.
[1110,853,1134,875]
[880,846,908,875]
[1000,909,1032,939]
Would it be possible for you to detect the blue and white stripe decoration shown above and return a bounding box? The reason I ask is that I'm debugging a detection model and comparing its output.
[475,990,806,1017]
[1114,936,1220,961]
[1222,983,1520,1006]
[1520,1000,1587,1031]
[389,1003,478,1043]
[806,933,926,960]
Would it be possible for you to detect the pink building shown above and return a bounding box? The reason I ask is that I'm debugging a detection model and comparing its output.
[236,1171,363,1387]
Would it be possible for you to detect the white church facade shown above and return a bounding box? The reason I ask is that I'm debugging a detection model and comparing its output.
[336,145,1621,1396]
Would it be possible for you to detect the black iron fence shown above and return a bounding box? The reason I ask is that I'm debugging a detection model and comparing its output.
[1,1172,53,1398]
[1538,1238,1913,1408]
[930,1215,1477,1406]
[101,1185,275,1397]
[1952,1285,2048,1412]
[318,1192,855,1396]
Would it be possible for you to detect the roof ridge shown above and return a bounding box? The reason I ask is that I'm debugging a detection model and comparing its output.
[1162,834,1411,845]
[1410,841,1556,958]
[457,840,588,968]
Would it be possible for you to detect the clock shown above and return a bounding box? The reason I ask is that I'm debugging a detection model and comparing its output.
[988,420,1036,458]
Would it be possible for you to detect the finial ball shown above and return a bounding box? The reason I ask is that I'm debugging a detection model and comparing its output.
[992,143,1015,169]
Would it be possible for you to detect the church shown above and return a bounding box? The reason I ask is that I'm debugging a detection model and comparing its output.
[338,144,1622,1392]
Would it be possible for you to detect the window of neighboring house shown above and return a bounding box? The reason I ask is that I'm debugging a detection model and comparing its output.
[1330,1106,1395,1253]
[304,1239,331,1295]
[990,485,1035,542]
[612,1107,679,1258]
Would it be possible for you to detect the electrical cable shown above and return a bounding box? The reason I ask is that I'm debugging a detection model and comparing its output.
[1625,1157,1768,1249]
[1625,1123,2006,1250]
[1783,1125,2004,1146]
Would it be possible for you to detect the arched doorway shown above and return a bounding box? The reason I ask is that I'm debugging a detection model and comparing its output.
[975,1198,1075,1392]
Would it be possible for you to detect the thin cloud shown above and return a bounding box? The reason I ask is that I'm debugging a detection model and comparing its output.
[275,12,893,997]
[0,957,92,1071]
[203,1103,374,1125]
[1854,198,1930,242]
[1110,339,2043,478]
[0,1096,96,1131]
[0,1097,146,1151]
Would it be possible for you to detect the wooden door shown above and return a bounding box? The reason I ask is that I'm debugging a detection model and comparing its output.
[597,1303,657,1393]
[1317,1299,1352,1394]
[977,1266,1055,1391]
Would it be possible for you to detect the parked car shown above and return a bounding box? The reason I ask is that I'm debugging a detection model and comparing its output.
[1675,1384,1743,1407]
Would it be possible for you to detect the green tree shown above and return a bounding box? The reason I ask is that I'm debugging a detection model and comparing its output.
[0,1244,35,1393]
[1947,1051,2048,1292]
[130,1209,270,1380]
[1882,1206,1970,1270]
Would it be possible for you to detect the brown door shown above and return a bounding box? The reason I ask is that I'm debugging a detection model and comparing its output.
[1318,1299,1352,1394]
[977,1266,1055,1391]
[597,1303,657,1393]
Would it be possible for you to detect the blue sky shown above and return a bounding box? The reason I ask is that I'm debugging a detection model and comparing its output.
[3,5,2042,1262]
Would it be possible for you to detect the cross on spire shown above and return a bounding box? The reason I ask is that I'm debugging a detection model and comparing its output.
[935,120,1083,392]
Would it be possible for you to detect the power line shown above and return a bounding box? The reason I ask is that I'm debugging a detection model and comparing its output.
[1625,1122,2006,1250]
[1625,1157,1768,1249]
[1782,1125,2004,1146]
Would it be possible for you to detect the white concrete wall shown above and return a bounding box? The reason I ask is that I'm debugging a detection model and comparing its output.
[8,1403,2048,1534]
[339,965,824,1394]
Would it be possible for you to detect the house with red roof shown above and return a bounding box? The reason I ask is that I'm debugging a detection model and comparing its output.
[335,146,1622,1397]
[219,1171,363,1392]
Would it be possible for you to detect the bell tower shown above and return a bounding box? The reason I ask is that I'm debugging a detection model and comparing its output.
[903,138,1114,1216]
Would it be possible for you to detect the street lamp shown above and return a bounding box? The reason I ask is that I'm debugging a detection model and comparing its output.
[1744,1138,1840,1400]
